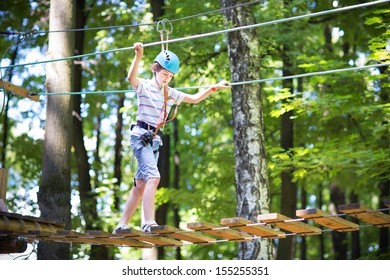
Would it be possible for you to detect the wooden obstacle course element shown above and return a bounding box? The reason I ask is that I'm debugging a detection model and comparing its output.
[151,225,216,244]
[86,230,153,248]
[338,203,390,227]
[220,217,286,238]
[0,79,39,101]
[0,168,9,212]
[0,211,64,236]
[257,213,321,236]
[1,202,389,250]
[113,227,183,247]
[296,208,359,232]
[187,221,252,241]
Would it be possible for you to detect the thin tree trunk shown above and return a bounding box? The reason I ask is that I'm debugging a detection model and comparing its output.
[1,39,20,167]
[38,0,74,260]
[300,186,307,260]
[220,0,271,260]
[277,47,297,260]
[378,65,389,254]
[318,184,325,259]
[349,191,360,259]
[142,0,166,261]
[156,133,170,259]
[173,118,181,260]
[72,0,108,260]
[113,95,124,210]
[329,184,347,260]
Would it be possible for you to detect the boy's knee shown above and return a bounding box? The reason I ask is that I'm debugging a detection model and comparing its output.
[146,177,160,188]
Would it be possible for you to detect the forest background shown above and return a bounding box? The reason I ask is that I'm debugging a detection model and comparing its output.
[0,0,389,260]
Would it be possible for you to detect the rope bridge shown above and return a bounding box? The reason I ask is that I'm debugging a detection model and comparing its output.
[1,201,389,252]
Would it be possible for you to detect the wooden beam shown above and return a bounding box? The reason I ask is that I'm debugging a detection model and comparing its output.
[85,230,153,248]
[151,225,216,244]
[257,213,321,236]
[296,208,359,232]
[0,169,8,212]
[0,79,39,101]
[338,203,390,227]
[187,221,252,241]
[220,217,286,238]
[0,211,64,235]
[0,168,8,201]
[113,227,182,247]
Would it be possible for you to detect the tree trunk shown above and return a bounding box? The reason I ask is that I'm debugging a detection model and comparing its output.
[72,0,109,260]
[149,0,165,21]
[38,0,74,260]
[300,186,307,260]
[220,0,271,260]
[1,39,20,168]
[329,184,347,260]
[378,65,389,254]
[156,134,170,259]
[277,46,297,260]
[173,118,181,260]
[318,184,325,259]
[142,0,166,261]
[113,95,124,210]
[349,191,360,259]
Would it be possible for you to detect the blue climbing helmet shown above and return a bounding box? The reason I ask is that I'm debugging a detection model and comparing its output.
[154,50,180,74]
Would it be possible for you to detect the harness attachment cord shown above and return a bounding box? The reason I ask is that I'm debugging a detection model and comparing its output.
[154,19,178,137]
[157,19,173,51]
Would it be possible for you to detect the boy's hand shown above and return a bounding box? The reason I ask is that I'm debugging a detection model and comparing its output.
[214,80,230,90]
[134,42,143,59]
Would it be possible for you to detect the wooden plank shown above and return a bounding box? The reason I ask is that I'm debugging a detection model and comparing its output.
[220,217,286,238]
[0,211,64,227]
[257,213,321,236]
[26,230,150,248]
[0,169,8,212]
[0,168,8,200]
[0,79,39,101]
[0,213,64,235]
[151,225,216,244]
[85,230,153,248]
[296,208,359,232]
[339,203,390,227]
[25,230,94,246]
[112,227,182,247]
[187,221,252,241]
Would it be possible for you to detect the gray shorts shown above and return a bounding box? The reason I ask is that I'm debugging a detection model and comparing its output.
[130,135,161,182]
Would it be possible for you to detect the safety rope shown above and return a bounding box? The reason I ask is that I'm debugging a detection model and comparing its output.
[33,62,389,96]
[1,0,388,71]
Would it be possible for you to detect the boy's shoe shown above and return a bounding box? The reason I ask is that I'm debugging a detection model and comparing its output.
[112,224,129,234]
[141,222,159,233]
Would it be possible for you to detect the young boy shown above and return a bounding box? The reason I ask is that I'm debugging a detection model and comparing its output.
[114,42,229,233]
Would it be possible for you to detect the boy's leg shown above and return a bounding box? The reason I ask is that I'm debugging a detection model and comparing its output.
[142,177,160,222]
[117,180,146,226]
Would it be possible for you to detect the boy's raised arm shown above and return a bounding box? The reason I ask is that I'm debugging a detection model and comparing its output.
[127,42,143,88]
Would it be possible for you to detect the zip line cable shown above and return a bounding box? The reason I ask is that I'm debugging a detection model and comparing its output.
[1,0,388,71]
[36,62,389,96]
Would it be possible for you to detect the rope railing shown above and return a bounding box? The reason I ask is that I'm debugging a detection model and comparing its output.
[1,0,387,71]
